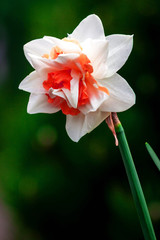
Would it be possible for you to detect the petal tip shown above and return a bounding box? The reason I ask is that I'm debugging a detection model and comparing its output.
[27,102,34,114]
[70,14,105,42]
[18,82,22,90]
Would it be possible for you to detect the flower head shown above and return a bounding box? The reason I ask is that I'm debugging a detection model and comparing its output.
[19,14,135,142]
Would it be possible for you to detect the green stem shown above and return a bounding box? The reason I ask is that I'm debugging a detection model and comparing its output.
[115,122,156,240]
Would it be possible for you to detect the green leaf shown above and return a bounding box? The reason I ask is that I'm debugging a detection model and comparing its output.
[145,142,160,171]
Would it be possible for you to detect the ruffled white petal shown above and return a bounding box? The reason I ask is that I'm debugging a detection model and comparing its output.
[69,14,105,42]
[62,70,79,108]
[24,39,81,73]
[70,71,79,108]
[66,110,110,142]
[79,88,109,114]
[55,53,80,69]
[44,36,82,53]
[27,93,60,114]
[98,73,136,112]
[24,54,55,73]
[50,88,66,100]
[81,38,109,79]
[106,34,133,77]
[25,53,80,79]
[19,71,46,94]
[24,38,54,67]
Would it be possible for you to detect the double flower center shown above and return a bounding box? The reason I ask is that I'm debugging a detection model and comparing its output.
[42,41,109,116]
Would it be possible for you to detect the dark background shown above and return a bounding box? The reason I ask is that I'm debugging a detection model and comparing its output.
[0,0,160,239]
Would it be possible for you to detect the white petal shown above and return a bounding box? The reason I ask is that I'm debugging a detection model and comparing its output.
[66,110,110,142]
[26,53,80,78]
[51,89,66,100]
[70,71,79,108]
[81,38,109,79]
[89,90,109,111]
[22,53,83,95]
[106,34,133,77]
[69,14,105,42]
[24,38,54,67]
[79,86,109,114]
[27,93,60,114]
[19,71,46,94]
[99,73,136,112]
[44,36,81,53]
[24,41,79,73]
[55,53,80,69]
[24,53,55,72]
[62,70,79,108]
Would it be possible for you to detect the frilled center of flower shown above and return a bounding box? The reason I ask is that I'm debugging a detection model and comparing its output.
[42,44,109,116]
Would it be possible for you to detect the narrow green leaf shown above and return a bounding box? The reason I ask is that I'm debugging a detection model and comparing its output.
[145,142,160,171]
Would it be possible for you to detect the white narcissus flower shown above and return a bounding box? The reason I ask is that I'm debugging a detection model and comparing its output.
[19,14,135,142]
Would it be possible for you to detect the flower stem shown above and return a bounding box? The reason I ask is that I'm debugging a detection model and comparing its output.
[115,120,156,240]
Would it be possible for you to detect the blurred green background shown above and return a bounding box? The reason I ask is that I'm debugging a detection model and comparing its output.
[0,0,160,239]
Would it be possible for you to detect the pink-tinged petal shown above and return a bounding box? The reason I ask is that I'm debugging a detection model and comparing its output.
[82,38,109,79]
[106,34,133,77]
[66,110,110,142]
[19,71,46,94]
[27,93,60,114]
[69,14,105,42]
[24,38,54,67]
[44,36,82,53]
[99,73,136,112]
